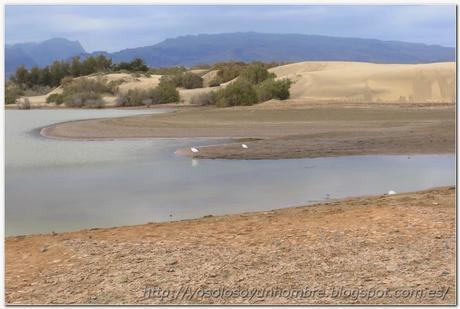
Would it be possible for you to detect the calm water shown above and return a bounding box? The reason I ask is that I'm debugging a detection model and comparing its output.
[5,109,455,236]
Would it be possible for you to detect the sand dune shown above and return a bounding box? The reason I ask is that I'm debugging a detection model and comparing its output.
[105,61,456,104]
[201,69,219,87]
[269,61,456,103]
[17,61,455,107]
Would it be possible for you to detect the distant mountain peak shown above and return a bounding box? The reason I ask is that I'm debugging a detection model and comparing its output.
[5,37,86,76]
[107,32,455,67]
[6,33,455,77]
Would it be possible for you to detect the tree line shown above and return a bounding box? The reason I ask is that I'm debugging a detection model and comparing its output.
[10,55,148,89]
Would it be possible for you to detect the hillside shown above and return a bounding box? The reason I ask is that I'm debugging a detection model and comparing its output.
[103,32,455,67]
[269,61,456,103]
[5,38,86,76]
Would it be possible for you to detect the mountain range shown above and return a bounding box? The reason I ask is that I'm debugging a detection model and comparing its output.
[6,38,85,76]
[6,32,456,76]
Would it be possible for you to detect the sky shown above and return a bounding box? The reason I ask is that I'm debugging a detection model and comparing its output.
[5,5,456,52]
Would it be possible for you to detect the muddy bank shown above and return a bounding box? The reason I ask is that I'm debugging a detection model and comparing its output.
[6,187,455,304]
[41,104,455,160]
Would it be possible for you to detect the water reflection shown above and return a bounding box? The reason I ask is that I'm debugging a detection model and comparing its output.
[5,109,455,236]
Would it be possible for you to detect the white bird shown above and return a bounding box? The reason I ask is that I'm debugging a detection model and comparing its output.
[242,144,248,149]
[388,190,396,195]
[190,147,199,153]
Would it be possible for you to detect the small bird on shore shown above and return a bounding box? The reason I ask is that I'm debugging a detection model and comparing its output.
[242,144,248,149]
[190,147,199,153]
[388,190,396,195]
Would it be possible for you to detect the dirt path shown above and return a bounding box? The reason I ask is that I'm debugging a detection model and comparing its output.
[41,103,455,160]
[6,187,455,304]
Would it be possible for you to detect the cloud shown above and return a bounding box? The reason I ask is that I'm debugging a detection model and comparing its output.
[5,5,456,52]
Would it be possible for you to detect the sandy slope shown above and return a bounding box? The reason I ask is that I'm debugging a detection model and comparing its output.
[269,61,455,103]
[201,69,219,87]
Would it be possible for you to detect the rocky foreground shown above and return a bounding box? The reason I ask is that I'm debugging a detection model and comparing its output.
[5,186,455,304]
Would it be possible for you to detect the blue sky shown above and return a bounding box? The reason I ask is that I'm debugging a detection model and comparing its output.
[5,5,456,52]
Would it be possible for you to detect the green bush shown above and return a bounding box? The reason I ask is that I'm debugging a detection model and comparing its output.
[160,74,182,87]
[23,85,52,96]
[117,88,158,107]
[113,58,148,72]
[208,78,222,87]
[64,92,104,108]
[190,92,217,106]
[46,93,64,105]
[180,73,203,89]
[117,82,180,107]
[11,55,113,89]
[239,63,275,85]
[213,61,247,83]
[160,72,203,89]
[256,78,292,102]
[157,80,180,103]
[59,77,110,108]
[215,79,258,107]
[62,77,112,97]
[5,84,24,105]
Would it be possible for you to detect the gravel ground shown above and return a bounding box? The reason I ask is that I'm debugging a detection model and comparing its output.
[6,187,455,305]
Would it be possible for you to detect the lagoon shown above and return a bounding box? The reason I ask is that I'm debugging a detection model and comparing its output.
[5,109,455,236]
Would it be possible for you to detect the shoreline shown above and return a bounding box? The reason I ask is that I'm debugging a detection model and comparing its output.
[39,104,455,160]
[6,186,456,304]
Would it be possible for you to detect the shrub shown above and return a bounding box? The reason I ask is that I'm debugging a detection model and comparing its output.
[157,80,180,103]
[83,98,105,109]
[62,77,112,96]
[208,78,221,87]
[190,92,217,106]
[181,73,203,89]
[213,61,247,83]
[117,88,157,107]
[10,55,113,89]
[239,63,275,85]
[5,84,24,105]
[215,79,258,107]
[23,85,52,96]
[117,82,179,107]
[107,79,125,93]
[256,78,292,102]
[160,74,183,87]
[113,58,148,72]
[160,72,203,89]
[17,97,31,110]
[64,92,104,108]
[46,93,64,105]
[59,77,111,108]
